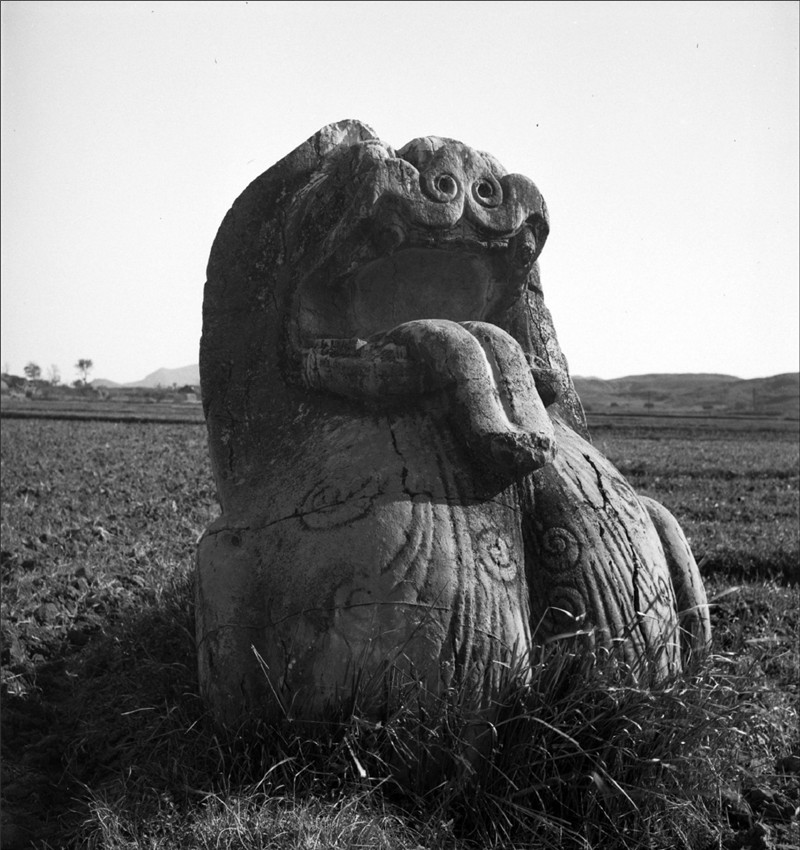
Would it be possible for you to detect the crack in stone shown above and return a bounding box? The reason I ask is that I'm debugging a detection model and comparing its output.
[584,453,611,510]
[203,481,523,541]
[585,453,646,645]
[270,600,452,627]
[569,457,596,507]
[388,419,413,499]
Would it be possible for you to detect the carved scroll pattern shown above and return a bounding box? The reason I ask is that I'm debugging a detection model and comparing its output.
[527,425,682,674]
[534,525,587,635]
[299,475,383,530]
[428,428,530,681]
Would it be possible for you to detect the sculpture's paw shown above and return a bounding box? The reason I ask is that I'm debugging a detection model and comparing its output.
[478,428,556,477]
[376,318,556,477]
[639,496,712,661]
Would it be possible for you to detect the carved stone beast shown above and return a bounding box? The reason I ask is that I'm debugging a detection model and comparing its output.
[196,120,710,726]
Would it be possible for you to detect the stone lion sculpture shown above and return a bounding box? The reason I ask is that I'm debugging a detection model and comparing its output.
[196,120,710,727]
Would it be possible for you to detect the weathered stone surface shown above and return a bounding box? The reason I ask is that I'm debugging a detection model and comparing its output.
[197,120,710,727]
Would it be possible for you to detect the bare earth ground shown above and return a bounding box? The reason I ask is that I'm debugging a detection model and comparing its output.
[1,412,798,849]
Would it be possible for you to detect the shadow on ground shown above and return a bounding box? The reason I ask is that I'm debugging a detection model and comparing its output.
[1,579,215,848]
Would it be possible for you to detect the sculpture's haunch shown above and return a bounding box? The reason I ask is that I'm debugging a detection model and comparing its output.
[197,120,711,727]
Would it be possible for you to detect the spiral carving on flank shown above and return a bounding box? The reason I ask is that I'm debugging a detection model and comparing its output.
[538,525,582,575]
[537,585,587,635]
[474,526,519,583]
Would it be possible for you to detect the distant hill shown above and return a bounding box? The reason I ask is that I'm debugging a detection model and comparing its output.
[122,364,200,389]
[104,365,799,418]
[573,372,800,418]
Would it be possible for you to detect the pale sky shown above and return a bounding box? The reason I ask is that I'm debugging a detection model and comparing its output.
[2,0,798,384]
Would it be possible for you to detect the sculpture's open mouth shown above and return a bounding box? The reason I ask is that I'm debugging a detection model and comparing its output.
[295,219,539,344]
[345,244,519,339]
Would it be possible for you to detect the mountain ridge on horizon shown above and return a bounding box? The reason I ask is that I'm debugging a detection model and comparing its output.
[572,372,799,418]
[91,364,799,418]
[95,363,800,388]
[93,363,200,389]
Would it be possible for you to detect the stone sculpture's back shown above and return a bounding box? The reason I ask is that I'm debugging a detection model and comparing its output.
[197,120,710,727]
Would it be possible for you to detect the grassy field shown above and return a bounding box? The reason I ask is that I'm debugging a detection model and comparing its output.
[1,416,798,849]
[0,396,204,424]
[591,423,799,584]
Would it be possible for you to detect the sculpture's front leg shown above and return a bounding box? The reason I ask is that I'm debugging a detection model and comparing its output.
[303,318,556,478]
[639,496,712,659]
[523,420,709,675]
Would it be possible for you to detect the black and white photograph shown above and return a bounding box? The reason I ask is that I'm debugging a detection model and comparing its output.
[2,3,798,848]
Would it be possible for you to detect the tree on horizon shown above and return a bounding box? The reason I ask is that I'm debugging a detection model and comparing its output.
[24,362,41,381]
[75,358,94,386]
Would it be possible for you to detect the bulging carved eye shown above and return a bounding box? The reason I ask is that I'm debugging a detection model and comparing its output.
[475,180,493,199]
[435,173,458,196]
[472,176,502,208]
[421,170,461,203]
